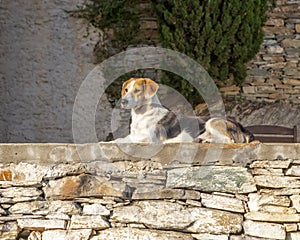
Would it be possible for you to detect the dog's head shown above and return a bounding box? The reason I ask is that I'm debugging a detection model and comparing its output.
[121,78,159,109]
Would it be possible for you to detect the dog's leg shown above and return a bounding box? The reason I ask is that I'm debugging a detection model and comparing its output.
[195,131,212,143]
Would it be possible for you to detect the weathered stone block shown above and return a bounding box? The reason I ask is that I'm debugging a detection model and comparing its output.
[243,220,285,239]
[285,69,300,78]
[112,201,243,234]
[91,228,194,240]
[283,79,300,86]
[187,210,243,234]
[0,187,42,203]
[6,162,49,186]
[82,203,110,216]
[266,18,285,26]
[0,170,12,181]
[69,215,110,230]
[267,45,284,54]
[264,26,294,35]
[0,222,19,240]
[290,195,300,212]
[252,168,283,175]
[286,166,300,176]
[269,92,285,99]
[257,144,300,161]
[42,229,92,240]
[166,166,256,194]
[296,23,300,33]
[43,163,89,180]
[28,231,42,240]
[200,193,245,213]
[43,174,126,199]
[17,219,66,231]
[242,86,256,94]
[192,233,228,240]
[284,223,298,232]
[257,85,277,93]
[247,68,269,76]
[254,175,300,188]
[248,193,291,211]
[245,211,300,223]
[250,159,291,169]
[132,188,201,200]
[219,86,240,92]
[9,201,48,215]
[287,232,300,240]
[282,39,300,48]
[48,200,81,215]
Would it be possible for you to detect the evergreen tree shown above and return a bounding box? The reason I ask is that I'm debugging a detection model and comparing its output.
[152,0,272,104]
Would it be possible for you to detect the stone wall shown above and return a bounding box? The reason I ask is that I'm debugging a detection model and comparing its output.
[0,0,113,143]
[225,0,300,103]
[1,143,300,239]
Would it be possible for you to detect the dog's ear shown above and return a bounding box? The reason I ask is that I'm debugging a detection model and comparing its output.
[121,78,133,97]
[143,78,159,99]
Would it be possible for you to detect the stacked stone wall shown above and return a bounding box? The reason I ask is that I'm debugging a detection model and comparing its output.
[225,0,300,103]
[0,143,300,239]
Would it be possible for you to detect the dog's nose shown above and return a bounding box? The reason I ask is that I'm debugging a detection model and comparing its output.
[121,99,128,106]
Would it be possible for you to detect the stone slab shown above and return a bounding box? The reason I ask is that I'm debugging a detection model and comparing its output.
[286,166,300,176]
[200,193,245,213]
[69,215,110,230]
[287,232,300,240]
[43,174,126,200]
[17,219,66,231]
[250,160,291,169]
[290,195,300,212]
[42,229,92,240]
[0,187,42,203]
[245,211,300,223]
[243,220,285,239]
[132,189,201,200]
[3,142,299,168]
[166,166,256,194]
[192,233,228,240]
[254,175,300,188]
[111,201,243,234]
[9,201,49,215]
[248,193,291,212]
[91,228,194,240]
[82,203,110,216]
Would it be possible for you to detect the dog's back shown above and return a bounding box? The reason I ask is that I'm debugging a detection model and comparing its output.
[155,111,206,142]
[225,119,254,143]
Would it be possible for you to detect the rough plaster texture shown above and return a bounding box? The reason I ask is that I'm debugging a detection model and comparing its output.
[0,0,112,143]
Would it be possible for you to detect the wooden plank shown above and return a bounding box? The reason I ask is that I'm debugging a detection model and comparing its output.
[246,125,294,135]
[293,126,297,143]
[254,136,294,143]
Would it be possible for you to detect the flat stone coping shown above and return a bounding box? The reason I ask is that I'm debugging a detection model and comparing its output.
[1,142,300,166]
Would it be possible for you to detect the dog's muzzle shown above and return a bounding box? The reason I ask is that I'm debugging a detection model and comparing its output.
[121,99,128,108]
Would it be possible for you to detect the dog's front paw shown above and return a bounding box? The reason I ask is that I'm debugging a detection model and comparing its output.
[194,137,211,143]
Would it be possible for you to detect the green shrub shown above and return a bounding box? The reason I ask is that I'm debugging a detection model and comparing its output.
[152,0,274,104]
[71,0,274,105]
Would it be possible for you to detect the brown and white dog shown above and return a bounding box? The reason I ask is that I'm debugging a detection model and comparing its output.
[197,118,254,144]
[114,77,253,144]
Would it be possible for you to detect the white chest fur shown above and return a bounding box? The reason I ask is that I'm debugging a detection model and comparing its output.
[130,106,169,142]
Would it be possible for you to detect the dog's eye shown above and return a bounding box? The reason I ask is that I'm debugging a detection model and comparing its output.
[134,89,141,93]
[125,88,128,93]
